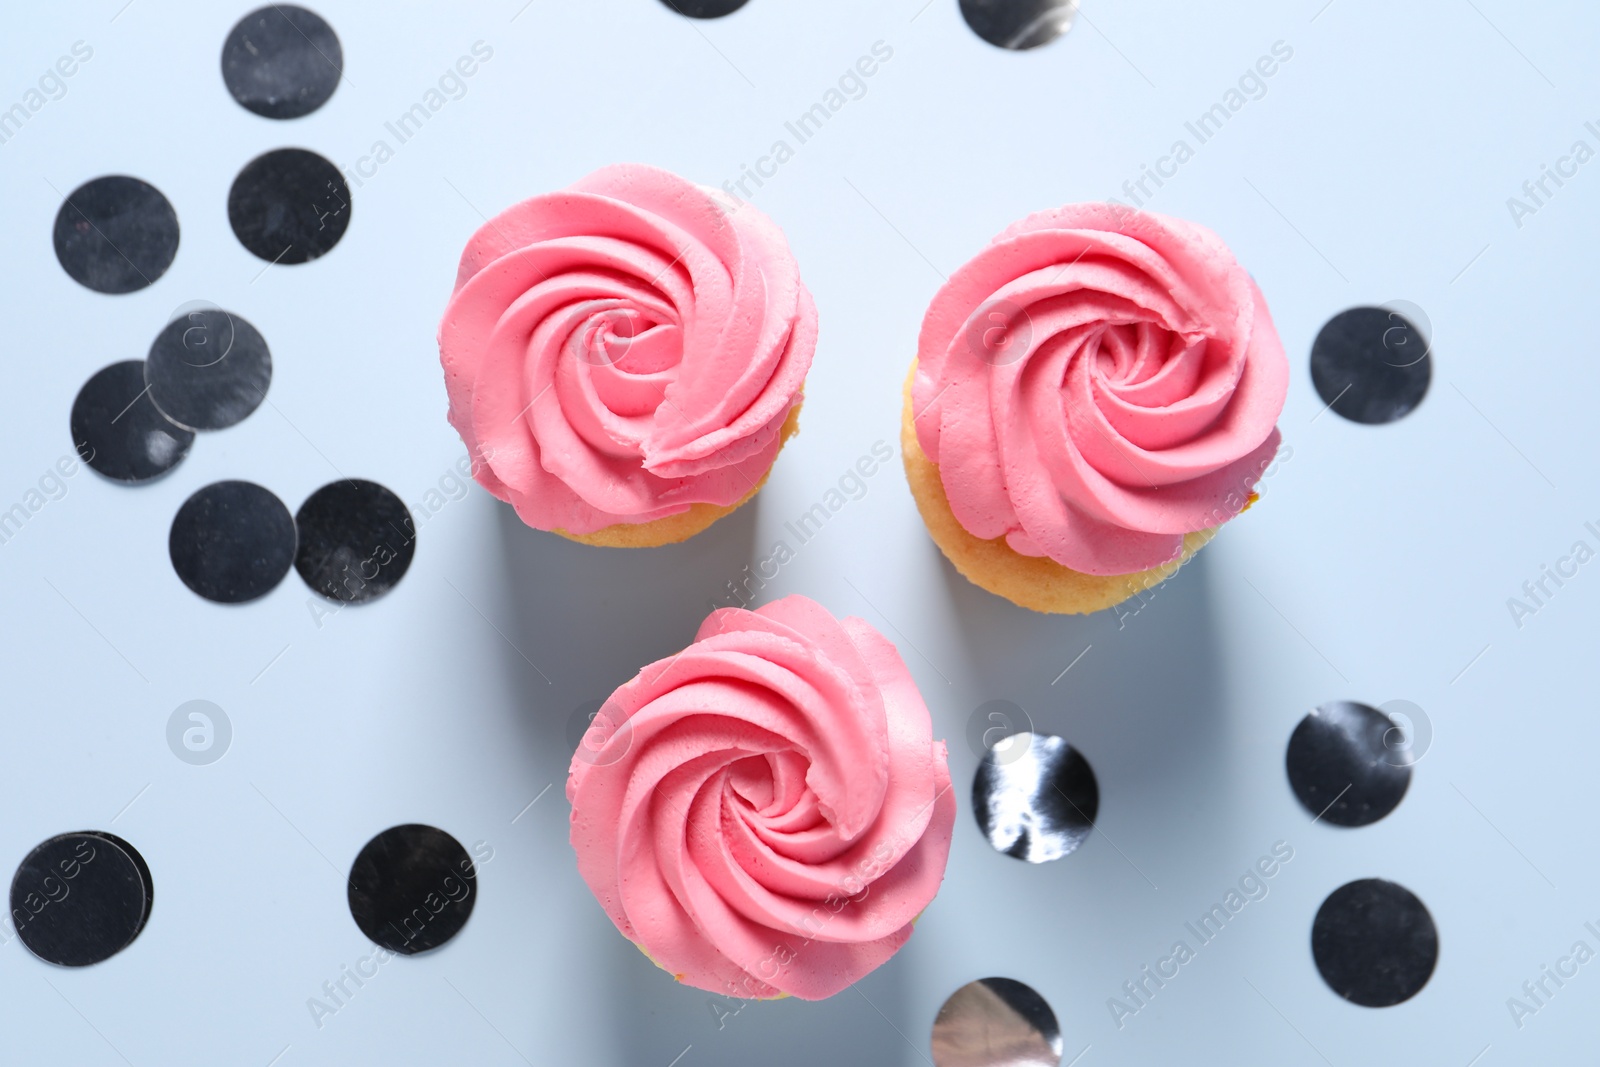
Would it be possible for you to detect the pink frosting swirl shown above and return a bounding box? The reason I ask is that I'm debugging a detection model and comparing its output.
[438,164,816,533]
[912,203,1289,575]
[567,596,955,1001]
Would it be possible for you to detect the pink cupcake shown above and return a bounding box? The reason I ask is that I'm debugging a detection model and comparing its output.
[567,596,955,1000]
[903,202,1289,613]
[438,164,816,547]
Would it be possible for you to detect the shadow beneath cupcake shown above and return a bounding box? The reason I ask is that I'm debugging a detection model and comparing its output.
[605,932,913,1067]
[494,499,760,737]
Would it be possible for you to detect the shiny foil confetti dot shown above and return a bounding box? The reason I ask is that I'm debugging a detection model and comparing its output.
[221,5,342,119]
[294,479,416,604]
[1312,879,1439,1007]
[52,175,179,294]
[145,308,272,431]
[348,825,477,955]
[973,732,1098,863]
[1286,701,1412,827]
[169,481,297,603]
[11,831,154,967]
[228,148,351,264]
[1310,306,1432,424]
[959,0,1078,50]
[70,360,194,483]
[931,977,1063,1067]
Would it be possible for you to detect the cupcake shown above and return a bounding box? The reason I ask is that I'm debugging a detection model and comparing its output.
[567,595,955,1001]
[438,164,816,547]
[904,203,1289,614]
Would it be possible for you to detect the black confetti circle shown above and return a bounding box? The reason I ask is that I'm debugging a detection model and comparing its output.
[960,0,1077,50]
[1286,701,1412,828]
[348,825,477,955]
[1312,879,1438,1007]
[146,308,272,431]
[228,148,351,264]
[294,479,416,604]
[71,360,194,483]
[222,5,343,119]
[169,481,297,603]
[1310,306,1431,424]
[660,0,750,17]
[11,831,154,967]
[53,176,179,294]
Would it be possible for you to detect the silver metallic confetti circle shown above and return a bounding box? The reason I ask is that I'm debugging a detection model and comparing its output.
[932,977,1063,1067]
[1285,702,1412,827]
[973,732,1098,863]
[959,0,1078,51]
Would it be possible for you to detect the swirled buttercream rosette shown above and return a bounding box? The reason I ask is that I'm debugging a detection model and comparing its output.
[904,202,1289,613]
[438,164,816,547]
[567,595,956,1000]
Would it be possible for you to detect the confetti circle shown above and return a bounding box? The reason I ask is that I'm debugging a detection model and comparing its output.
[1312,879,1438,1007]
[70,361,194,483]
[960,0,1078,50]
[222,5,342,119]
[348,825,477,955]
[1286,702,1412,827]
[932,977,1062,1067]
[228,148,351,264]
[53,176,179,294]
[1310,306,1432,424]
[973,732,1098,863]
[11,831,153,967]
[659,0,751,17]
[169,481,297,603]
[294,479,416,604]
[146,307,271,431]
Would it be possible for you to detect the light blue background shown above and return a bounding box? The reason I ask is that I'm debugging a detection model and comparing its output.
[0,1,1595,1064]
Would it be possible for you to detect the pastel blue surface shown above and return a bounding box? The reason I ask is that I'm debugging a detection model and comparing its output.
[1,1,1595,1064]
